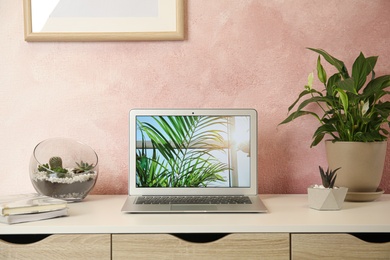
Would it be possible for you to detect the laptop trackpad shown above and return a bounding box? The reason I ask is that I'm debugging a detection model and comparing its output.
[171,205,218,211]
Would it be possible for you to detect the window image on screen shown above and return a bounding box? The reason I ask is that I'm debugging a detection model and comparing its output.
[135,115,251,188]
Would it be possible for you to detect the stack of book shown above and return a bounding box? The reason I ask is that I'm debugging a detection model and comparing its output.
[0,193,68,224]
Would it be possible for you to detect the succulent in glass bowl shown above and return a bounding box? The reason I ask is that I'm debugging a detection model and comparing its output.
[30,138,99,202]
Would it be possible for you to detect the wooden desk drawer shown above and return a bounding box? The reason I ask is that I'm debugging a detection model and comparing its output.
[0,234,111,260]
[112,233,289,260]
[292,233,390,259]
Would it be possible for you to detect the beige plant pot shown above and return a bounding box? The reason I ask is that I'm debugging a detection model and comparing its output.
[325,140,387,193]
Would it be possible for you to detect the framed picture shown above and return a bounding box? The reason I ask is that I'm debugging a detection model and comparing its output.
[23,0,185,42]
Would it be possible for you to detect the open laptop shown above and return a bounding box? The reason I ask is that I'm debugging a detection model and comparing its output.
[121,109,267,213]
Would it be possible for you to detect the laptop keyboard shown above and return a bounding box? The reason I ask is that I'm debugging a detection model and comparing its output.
[135,196,252,205]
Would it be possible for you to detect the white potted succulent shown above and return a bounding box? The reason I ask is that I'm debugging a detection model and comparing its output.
[308,166,348,210]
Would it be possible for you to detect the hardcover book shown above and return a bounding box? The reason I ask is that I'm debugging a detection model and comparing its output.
[0,208,68,224]
[0,193,67,216]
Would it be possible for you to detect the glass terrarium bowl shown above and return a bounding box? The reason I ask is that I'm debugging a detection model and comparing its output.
[30,138,99,202]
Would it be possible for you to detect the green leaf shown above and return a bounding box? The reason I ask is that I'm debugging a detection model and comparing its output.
[352,52,369,92]
[307,48,349,79]
[366,56,378,81]
[326,73,342,95]
[316,56,327,84]
[335,78,357,94]
[287,89,318,112]
[312,124,338,147]
[279,110,321,125]
[295,96,332,113]
[363,75,390,96]
[335,88,348,115]
[311,133,325,147]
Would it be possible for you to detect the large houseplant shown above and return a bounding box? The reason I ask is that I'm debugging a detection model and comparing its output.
[280,48,390,194]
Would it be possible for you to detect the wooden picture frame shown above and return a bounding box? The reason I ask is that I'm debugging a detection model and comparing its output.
[23,0,185,42]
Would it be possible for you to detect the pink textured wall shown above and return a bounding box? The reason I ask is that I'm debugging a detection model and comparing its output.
[0,0,389,195]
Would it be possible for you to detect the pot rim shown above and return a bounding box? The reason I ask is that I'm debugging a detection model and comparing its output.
[325,139,387,144]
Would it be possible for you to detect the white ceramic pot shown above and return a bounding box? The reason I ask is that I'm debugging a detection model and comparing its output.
[325,141,387,192]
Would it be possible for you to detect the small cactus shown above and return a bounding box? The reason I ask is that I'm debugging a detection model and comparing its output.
[47,156,68,177]
[49,157,63,169]
[319,166,341,188]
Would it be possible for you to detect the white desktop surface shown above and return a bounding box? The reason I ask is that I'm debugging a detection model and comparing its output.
[1,194,389,234]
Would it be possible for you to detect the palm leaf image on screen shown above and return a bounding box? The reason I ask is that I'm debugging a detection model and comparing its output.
[136,116,230,187]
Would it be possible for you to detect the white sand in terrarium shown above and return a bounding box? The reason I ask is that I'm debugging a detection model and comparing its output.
[33,170,97,184]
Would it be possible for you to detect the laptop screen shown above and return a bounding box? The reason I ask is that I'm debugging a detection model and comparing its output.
[135,115,251,188]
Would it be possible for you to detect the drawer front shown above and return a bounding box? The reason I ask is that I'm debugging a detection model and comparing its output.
[0,234,111,260]
[112,233,289,260]
[292,233,390,259]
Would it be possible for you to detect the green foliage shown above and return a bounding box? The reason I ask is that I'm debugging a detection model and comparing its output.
[136,131,170,187]
[39,157,95,177]
[39,156,69,178]
[54,169,68,178]
[38,163,49,172]
[280,48,390,147]
[136,116,229,187]
[73,161,94,174]
[51,167,68,174]
[319,166,340,188]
